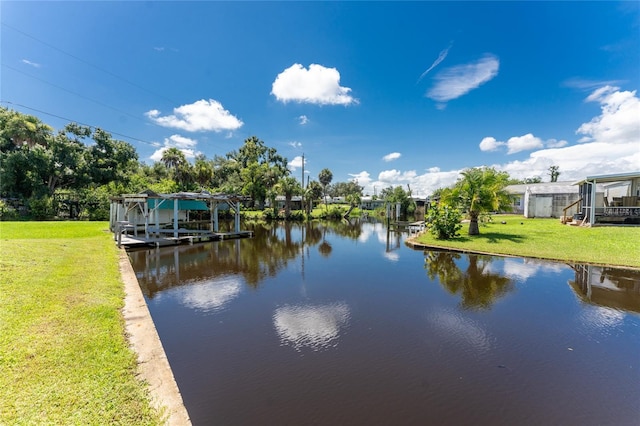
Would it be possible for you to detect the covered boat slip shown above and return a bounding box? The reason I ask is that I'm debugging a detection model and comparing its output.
[109,191,253,248]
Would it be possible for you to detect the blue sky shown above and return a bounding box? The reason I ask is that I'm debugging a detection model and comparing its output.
[2,1,639,196]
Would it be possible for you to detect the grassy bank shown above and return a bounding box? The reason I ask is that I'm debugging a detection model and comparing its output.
[411,215,640,268]
[0,222,162,424]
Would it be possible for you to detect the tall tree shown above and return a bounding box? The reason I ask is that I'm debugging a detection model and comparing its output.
[231,136,288,207]
[161,147,193,190]
[548,165,560,182]
[318,168,333,211]
[0,108,53,148]
[305,180,324,214]
[193,154,214,189]
[275,176,302,217]
[442,167,512,235]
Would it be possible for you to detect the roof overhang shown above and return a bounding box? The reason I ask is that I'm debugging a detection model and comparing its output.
[573,172,640,185]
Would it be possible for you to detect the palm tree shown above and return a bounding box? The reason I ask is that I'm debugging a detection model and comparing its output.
[161,147,186,171]
[442,167,512,235]
[275,176,302,218]
[318,168,333,212]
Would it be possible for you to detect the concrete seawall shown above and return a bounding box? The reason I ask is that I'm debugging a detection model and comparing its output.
[119,251,191,425]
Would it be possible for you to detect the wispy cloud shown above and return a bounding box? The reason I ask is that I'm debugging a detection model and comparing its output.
[21,59,41,68]
[271,63,358,105]
[427,54,499,104]
[563,77,625,90]
[146,99,243,132]
[382,152,401,162]
[417,41,453,83]
[289,141,302,148]
[298,115,309,125]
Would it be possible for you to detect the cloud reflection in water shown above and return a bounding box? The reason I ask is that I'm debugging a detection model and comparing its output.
[273,302,351,351]
[428,309,492,353]
[179,276,242,313]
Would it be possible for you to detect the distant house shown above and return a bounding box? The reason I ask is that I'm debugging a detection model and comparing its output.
[267,195,303,211]
[360,196,385,210]
[573,172,640,225]
[505,182,587,218]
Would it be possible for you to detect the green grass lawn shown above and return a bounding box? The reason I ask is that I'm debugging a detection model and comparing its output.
[413,214,640,268]
[0,221,162,425]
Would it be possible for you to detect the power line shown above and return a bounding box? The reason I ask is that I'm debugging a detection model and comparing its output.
[1,22,179,106]
[2,63,148,124]
[0,100,158,147]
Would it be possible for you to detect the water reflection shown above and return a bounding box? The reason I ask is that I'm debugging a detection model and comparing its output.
[427,309,492,353]
[424,251,514,310]
[570,264,640,313]
[131,222,640,425]
[179,276,242,313]
[273,302,351,351]
[129,220,400,297]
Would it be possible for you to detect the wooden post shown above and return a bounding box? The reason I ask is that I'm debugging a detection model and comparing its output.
[213,202,219,232]
[235,201,241,233]
[173,198,179,238]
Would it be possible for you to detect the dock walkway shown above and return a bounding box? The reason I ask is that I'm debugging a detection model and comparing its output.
[117,230,253,249]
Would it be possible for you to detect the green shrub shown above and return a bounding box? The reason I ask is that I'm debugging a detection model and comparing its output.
[319,206,345,220]
[0,200,19,220]
[262,208,278,220]
[28,195,54,220]
[426,204,462,240]
[286,210,305,221]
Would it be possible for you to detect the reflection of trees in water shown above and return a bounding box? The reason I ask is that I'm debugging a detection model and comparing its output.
[425,250,514,310]
[131,221,336,296]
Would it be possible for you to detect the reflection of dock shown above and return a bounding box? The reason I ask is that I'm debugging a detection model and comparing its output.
[569,264,640,313]
[388,221,425,234]
[117,230,253,249]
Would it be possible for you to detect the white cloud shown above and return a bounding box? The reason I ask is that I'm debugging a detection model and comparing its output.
[149,134,198,161]
[480,134,556,154]
[506,133,544,154]
[288,155,306,171]
[145,99,243,132]
[298,115,309,125]
[546,139,568,148]
[271,63,357,105]
[479,136,504,152]
[167,134,197,148]
[22,59,41,68]
[288,141,302,149]
[577,86,640,145]
[563,77,625,90]
[417,41,453,83]
[348,171,372,188]
[353,87,640,197]
[382,152,401,162]
[378,169,417,182]
[427,54,499,103]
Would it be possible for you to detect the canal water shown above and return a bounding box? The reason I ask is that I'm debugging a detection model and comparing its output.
[128,220,640,425]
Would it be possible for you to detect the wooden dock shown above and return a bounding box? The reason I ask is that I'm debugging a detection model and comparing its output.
[117,230,253,249]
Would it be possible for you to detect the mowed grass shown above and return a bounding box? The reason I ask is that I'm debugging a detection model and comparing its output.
[413,215,640,268]
[0,221,162,425]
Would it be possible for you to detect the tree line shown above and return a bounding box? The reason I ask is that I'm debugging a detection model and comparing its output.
[0,108,365,220]
[1,108,560,226]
